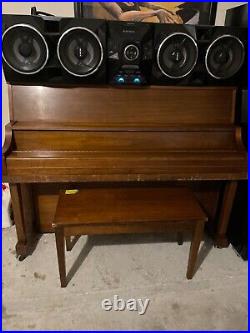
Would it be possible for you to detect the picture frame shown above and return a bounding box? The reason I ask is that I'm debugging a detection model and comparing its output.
[75,2,217,25]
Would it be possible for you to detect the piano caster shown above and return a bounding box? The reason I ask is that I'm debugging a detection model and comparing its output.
[177,232,183,245]
[16,254,27,262]
[214,236,229,249]
[15,240,31,260]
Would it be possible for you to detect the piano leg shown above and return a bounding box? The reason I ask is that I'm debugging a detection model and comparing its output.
[215,181,238,248]
[9,183,38,259]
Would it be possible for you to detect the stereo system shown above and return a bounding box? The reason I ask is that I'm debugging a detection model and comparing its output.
[2,14,247,86]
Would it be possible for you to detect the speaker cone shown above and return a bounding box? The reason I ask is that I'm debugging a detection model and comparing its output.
[2,24,49,75]
[57,27,103,77]
[157,32,198,79]
[205,35,245,80]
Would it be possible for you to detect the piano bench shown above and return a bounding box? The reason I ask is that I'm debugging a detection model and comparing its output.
[52,187,208,288]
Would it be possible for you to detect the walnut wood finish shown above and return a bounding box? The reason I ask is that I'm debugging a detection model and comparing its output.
[9,184,26,254]
[186,220,205,279]
[2,85,247,256]
[53,187,207,287]
[55,227,67,288]
[9,183,37,259]
[2,123,14,177]
[4,125,247,183]
[11,86,236,124]
[215,181,238,248]
[31,182,221,233]
[13,128,239,151]
[54,187,207,225]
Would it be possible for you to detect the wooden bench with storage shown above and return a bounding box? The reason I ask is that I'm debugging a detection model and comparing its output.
[53,186,208,287]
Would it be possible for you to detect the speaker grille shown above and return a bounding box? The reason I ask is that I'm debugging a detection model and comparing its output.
[2,24,49,75]
[157,32,198,79]
[57,27,103,77]
[205,35,245,80]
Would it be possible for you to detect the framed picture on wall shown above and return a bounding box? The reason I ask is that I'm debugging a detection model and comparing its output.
[79,2,217,25]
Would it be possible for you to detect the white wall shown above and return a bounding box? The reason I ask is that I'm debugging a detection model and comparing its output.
[215,2,247,25]
[2,2,248,143]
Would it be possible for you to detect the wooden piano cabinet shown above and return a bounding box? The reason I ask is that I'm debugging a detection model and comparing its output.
[9,85,236,124]
[2,85,247,258]
[9,183,38,259]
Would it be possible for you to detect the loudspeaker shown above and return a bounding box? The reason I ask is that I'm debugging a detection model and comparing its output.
[2,14,106,85]
[225,4,248,28]
[151,24,198,85]
[198,25,247,86]
[152,24,247,86]
[58,18,106,83]
[107,21,153,85]
[2,14,248,87]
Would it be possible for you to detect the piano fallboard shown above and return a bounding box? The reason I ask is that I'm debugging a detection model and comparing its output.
[3,122,247,183]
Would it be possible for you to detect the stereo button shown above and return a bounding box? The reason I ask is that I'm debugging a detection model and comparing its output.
[115,75,125,84]
[133,77,142,84]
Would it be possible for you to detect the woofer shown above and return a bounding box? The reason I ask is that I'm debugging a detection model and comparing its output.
[2,24,49,75]
[157,32,198,79]
[205,35,245,80]
[57,27,103,77]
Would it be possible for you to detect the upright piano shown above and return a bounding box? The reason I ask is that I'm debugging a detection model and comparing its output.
[2,85,247,259]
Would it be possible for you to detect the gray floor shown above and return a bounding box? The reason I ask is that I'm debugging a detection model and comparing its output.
[2,227,248,331]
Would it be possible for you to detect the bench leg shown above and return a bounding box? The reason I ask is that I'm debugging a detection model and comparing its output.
[177,232,183,245]
[186,221,205,279]
[55,228,67,288]
[66,235,81,251]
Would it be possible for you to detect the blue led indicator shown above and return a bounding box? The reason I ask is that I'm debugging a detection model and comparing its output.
[133,77,141,84]
[116,76,125,84]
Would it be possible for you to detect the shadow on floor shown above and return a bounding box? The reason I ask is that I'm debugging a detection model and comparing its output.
[66,233,213,284]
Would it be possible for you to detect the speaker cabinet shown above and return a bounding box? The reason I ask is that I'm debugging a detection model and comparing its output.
[151,24,198,85]
[2,14,248,87]
[152,23,247,86]
[225,4,248,28]
[2,14,106,85]
[197,25,247,87]
[57,18,106,84]
[3,14,54,84]
[107,21,153,86]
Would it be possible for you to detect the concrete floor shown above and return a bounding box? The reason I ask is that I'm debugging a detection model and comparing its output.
[2,226,248,330]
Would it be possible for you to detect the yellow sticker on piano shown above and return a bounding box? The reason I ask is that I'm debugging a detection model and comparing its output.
[65,189,79,195]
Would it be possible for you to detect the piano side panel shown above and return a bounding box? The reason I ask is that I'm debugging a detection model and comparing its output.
[11,85,236,125]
